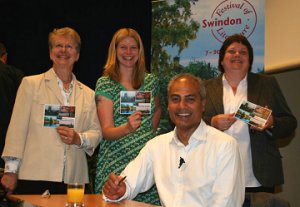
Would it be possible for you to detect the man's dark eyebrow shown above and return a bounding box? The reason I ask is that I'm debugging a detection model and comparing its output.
[185,94,196,98]
[170,94,196,97]
[170,94,180,97]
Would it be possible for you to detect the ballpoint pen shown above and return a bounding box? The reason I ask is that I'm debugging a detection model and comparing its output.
[118,175,127,186]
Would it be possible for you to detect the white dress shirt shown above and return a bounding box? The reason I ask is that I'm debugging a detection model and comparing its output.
[222,75,261,187]
[105,120,245,207]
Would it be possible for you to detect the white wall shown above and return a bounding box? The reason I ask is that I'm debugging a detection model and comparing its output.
[266,1,300,204]
[273,69,300,206]
[265,0,300,72]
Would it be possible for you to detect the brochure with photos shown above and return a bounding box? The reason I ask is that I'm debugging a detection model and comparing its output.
[120,91,151,115]
[235,100,272,129]
[43,104,76,128]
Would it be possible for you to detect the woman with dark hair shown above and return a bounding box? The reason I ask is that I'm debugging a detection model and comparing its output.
[94,28,161,205]
[203,34,297,205]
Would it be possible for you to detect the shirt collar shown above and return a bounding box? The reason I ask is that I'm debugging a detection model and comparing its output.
[222,73,248,87]
[170,120,208,146]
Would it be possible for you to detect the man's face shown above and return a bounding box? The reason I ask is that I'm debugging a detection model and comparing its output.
[168,77,206,132]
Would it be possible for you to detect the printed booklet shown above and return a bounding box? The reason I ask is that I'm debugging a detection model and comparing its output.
[235,101,272,129]
[43,104,75,128]
[120,91,151,115]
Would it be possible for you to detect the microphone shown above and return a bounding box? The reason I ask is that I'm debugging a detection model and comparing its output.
[178,157,185,169]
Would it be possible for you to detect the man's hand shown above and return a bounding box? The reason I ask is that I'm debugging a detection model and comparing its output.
[102,172,126,200]
[1,172,17,195]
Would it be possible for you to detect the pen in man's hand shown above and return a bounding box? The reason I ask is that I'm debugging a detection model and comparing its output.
[118,176,127,186]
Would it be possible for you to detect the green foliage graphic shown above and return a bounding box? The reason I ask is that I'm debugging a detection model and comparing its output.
[151,0,219,135]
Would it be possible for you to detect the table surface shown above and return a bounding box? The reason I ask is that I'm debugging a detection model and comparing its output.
[8,194,159,207]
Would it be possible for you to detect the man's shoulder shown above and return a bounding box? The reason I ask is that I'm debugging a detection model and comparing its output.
[202,126,240,156]
[206,124,237,143]
[148,131,174,145]
[7,64,23,73]
[0,63,24,78]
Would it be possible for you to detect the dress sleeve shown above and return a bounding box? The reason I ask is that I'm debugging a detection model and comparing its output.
[95,76,114,100]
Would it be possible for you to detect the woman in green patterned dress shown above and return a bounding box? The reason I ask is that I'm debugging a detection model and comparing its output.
[94,28,161,205]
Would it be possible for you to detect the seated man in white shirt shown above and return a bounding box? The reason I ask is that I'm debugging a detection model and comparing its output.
[102,73,245,207]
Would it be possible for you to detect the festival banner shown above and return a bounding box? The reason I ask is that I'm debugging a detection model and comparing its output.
[161,0,265,73]
[151,0,264,134]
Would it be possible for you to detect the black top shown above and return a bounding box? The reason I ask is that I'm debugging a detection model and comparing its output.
[0,61,24,167]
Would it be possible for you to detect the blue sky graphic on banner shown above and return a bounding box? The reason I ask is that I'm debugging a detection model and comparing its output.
[166,0,265,73]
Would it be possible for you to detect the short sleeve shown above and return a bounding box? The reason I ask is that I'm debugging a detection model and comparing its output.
[95,76,115,100]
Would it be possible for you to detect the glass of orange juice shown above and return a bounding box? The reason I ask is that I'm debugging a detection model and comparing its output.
[66,183,85,207]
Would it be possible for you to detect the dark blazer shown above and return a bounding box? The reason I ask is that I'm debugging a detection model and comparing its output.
[0,61,24,167]
[203,72,297,187]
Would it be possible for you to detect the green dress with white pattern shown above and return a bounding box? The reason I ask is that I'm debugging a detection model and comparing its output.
[94,73,160,205]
